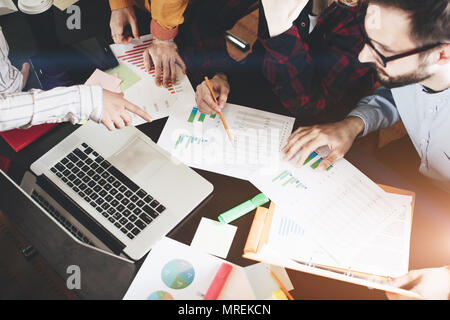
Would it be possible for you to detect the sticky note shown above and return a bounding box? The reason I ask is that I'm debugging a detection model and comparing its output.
[107,63,141,92]
[85,69,122,93]
[190,217,237,259]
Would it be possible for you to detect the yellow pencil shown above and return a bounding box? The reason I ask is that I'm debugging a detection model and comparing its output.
[268,268,294,300]
[204,76,233,142]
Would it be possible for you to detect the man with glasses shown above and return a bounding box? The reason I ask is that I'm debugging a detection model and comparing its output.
[282,0,450,299]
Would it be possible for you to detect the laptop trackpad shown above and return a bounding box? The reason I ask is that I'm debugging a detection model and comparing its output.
[108,137,166,180]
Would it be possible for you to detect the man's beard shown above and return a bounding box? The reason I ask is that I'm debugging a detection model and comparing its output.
[370,61,433,89]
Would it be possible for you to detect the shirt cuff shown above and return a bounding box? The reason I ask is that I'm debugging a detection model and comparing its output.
[151,19,178,41]
[79,85,103,123]
[347,107,371,137]
[109,0,134,11]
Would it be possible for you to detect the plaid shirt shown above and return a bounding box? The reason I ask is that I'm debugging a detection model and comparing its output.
[255,1,376,120]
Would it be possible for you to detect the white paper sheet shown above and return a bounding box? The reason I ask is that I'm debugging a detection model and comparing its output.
[249,148,405,267]
[190,217,237,259]
[109,35,196,124]
[265,193,412,277]
[157,103,295,180]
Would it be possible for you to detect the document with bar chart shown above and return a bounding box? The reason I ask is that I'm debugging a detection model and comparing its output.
[109,35,196,124]
[157,103,295,180]
[249,148,405,266]
[264,193,412,277]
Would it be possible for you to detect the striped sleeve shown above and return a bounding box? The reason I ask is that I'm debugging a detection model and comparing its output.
[0,85,103,131]
[0,28,24,94]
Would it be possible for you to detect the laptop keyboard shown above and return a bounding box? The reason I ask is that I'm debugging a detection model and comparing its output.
[31,190,94,246]
[50,143,166,241]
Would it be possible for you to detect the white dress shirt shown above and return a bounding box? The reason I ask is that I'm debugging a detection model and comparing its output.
[0,27,103,131]
[349,84,450,189]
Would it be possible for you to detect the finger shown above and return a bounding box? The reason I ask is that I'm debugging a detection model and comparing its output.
[198,101,217,115]
[196,93,217,115]
[124,36,134,44]
[124,101,152,122]
[121,110,133,126]
[389,270,422,289]
[318,150,344,171]
[112,34,126,44]
[288,126,310,142]
[282,130,313,154]
[385,292,401,300]
[130,18,140,40]
[200,86,219,113]
[153,57,163,86]
[175,55,187,74]
[170,59,177,84]
[112,116,125,130]
[217,85,229,108]
[296,141,323,167]
[102,118,115,131]
[143,50,152,72]
[162,58,170,88]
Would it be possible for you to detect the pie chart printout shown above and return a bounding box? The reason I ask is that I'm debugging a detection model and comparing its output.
[147,290,174,300]
[161,259,195,289]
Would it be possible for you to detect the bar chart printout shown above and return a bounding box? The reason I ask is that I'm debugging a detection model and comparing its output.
[157,103,296,180]
[249,152,404,266]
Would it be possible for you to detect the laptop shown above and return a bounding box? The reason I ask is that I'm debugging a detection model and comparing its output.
[21,120,214,261]
[0,169,135,299]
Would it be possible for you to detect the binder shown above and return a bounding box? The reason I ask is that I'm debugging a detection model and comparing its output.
[0,123,58,152]
[243,185,422,299]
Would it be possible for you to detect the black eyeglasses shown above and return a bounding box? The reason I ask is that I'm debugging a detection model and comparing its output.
[359,25,443,67]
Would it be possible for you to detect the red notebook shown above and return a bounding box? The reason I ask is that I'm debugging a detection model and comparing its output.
[0,123,59,152]
[0,156,10,173]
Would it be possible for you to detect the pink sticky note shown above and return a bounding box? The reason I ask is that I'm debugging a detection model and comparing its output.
[85,69,122,93]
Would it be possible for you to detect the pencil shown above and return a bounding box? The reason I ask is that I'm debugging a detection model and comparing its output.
[204,76,233,142]
[268,268,294,300]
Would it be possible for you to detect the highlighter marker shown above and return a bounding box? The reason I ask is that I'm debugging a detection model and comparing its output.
[203,263,233,300]
[218,193,270,224]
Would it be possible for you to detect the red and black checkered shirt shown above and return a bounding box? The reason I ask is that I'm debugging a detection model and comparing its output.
[255,1,376,120]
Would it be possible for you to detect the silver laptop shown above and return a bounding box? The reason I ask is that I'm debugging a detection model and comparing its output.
[23,120,213,260]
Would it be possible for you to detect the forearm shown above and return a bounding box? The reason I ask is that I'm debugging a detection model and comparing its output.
[0,85,103,131]
[348,86,400,137]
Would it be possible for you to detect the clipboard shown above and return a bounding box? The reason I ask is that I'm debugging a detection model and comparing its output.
[242,185,422,299]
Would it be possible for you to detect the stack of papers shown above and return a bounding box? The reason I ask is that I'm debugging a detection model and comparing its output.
[248,148,412,276]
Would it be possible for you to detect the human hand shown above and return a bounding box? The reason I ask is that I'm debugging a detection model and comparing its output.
[143,39,187,88]
[101,89,151,130]
[281,117,365,169]
[386,266,450,300]
[110,7,140,44]
[20,62,30,89]
[195,74,230,115]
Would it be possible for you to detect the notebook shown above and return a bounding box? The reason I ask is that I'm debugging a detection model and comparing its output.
[0,123,59,152]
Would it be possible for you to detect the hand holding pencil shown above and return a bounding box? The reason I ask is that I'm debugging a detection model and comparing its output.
[195,74,233,142]
[195,73,230,115]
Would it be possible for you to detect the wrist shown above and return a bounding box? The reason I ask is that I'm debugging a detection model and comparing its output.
[214,73,228,83]
[344,116,365,138]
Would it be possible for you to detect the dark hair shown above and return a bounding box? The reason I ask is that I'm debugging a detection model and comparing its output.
[367,0,450,45]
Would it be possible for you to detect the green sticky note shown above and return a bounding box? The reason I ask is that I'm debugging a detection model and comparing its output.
[107,64,141,92]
